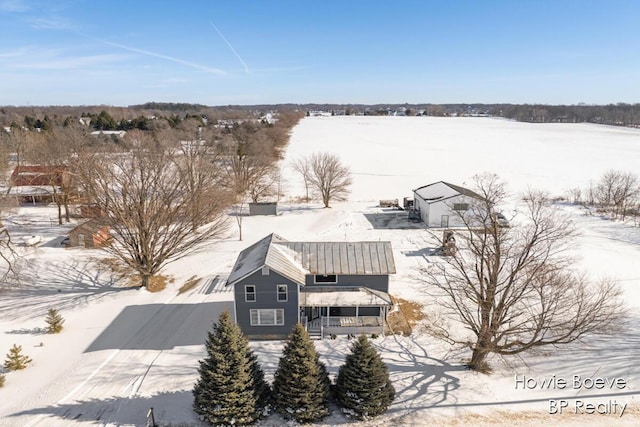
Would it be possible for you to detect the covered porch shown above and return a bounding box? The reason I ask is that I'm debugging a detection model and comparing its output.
[299,287,392,339]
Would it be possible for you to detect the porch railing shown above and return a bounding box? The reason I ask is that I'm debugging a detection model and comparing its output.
[308,316,383,329]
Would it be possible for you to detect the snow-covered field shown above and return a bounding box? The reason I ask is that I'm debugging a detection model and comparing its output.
[1,116,640,426]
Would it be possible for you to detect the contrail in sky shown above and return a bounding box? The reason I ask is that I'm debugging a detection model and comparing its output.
[211,22,249,73]
[102,40,226,75]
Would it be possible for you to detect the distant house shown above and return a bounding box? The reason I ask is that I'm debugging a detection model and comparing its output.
[227,233,396,340]
[67,219,110,248]
[8,165,71,204]
[11,165,69,187]
[412,181,483,228]
[90,130,126,138]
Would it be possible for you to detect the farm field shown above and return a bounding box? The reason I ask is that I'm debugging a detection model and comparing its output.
[1,116,640,426]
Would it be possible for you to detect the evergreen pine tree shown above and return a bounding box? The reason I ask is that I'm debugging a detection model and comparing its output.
[45,308,65,334]
[272,323,331,423]
[248,350,271,412]
[193,311,269,426]
[335,334,395,419]
[4,344,33,371]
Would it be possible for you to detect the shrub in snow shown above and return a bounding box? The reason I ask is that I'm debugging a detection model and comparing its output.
[272,323,331,423]
[45,308,65,334]
[0,373,5,388]
[335,334,395,419]
[4,344,32,371]
[193,311,270,426]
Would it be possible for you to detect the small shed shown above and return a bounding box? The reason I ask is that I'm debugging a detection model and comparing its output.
[68,219,111,248]
[248,202,277,216]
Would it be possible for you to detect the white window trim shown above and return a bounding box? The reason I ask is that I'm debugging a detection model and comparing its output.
[277,284,288,302]
[245,285,256,302]
[250,309,284,326]
[313,274,338,284]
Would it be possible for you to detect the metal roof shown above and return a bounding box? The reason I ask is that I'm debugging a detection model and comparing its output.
[277,241,396,275]
[413,181,483,203]
[226,234,396,286]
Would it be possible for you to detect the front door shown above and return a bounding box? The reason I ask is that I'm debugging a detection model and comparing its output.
[441,215,449,228]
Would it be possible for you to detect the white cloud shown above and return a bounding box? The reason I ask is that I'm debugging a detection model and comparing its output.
[8,53,131,70]
[27,15,73,30]
[0,46,33,58]
[0,0,30,13]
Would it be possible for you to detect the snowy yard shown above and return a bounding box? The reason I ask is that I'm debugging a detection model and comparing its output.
[1,116,640,426]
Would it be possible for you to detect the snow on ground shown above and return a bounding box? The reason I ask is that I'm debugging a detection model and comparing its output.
[1,116,640,426]
[285,116,640,201]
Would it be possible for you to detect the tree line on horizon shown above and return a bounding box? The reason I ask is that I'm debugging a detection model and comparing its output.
[2,102,640,130]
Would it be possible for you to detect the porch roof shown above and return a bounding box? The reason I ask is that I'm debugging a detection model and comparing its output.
[300,287,392,307]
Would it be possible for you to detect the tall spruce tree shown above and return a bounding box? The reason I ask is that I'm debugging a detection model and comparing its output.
[272,323,331,423]
[335,335,395,419]
[193,311,270,426]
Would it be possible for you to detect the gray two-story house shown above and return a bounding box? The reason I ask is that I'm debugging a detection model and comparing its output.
[227,233,396,339]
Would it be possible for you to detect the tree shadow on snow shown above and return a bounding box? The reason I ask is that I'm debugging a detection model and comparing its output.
[380,334,465,411]
[401,247,444,260]
[5,326,47,335]
[9,390,207,427]
[380,318,640,414]
[0,258,133,321]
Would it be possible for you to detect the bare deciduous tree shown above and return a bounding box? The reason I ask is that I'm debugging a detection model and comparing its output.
[0,223,18,283]
[232,193,248,241]
[220,122,280,196]
[595,170,639,220]
[77,132,230,289]
[218,121,284,239]
[0,132,18,282]
[424,174,624,372]
[291,157,312,202]
[173,130,229,230]
[308,152,352,208]
[248,166,280,203]
[3,126,28,168]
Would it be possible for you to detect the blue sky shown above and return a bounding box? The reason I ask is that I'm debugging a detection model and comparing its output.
[1,0,639,106]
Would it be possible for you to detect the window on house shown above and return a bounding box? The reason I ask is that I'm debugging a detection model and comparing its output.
[314,274,337,283]
[277,284,287,302]
[245,285,256,302]
[453,203,469,211]
[250,309,284,326]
